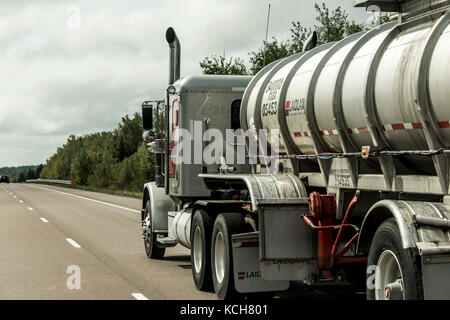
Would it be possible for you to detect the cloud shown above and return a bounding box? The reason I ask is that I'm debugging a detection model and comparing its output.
[0,0,367,166]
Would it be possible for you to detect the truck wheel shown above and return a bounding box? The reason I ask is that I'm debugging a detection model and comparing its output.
[211,212,247,300]
[367,218,423,300]
[143,200,165,259]
[191,209,214,291]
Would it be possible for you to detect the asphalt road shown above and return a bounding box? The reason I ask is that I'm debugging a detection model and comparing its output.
[0,183,365,300]
[0,183,213,300]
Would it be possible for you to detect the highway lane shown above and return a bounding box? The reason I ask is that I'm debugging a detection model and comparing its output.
[0,183,365,300]
[0,183,214,300]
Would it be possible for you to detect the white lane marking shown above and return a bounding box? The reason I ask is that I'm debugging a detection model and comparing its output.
[27,207,33,211]
[19,200,24,203]
[13,195,17,198]
[131,293,148,300]
[66,238,81,248]
[31,185,139,213]
[40,217,49,223]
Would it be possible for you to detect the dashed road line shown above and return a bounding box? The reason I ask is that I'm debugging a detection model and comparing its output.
[131,293,148,300]
[19,200,24,203]
[27,207,33,211]
[40,217,49,223]
[66,238,81,249]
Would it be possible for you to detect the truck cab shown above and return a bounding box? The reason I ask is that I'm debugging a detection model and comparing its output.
[163,74,252,198]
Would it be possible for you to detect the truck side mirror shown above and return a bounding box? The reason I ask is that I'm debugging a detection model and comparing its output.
[142,102,153,131]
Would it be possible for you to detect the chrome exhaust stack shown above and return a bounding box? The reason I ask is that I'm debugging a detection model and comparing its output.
[166,27,181,85]
[164,27,181,194]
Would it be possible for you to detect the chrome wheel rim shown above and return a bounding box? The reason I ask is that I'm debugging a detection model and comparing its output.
[375,250,405,300]
[214,231,225,284]
[143,212,152,247]
[193,226,202,274]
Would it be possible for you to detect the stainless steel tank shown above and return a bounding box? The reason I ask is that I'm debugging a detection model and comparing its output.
[240,11,450,172]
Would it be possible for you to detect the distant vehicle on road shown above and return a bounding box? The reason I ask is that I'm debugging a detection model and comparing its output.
[0,175,9,183]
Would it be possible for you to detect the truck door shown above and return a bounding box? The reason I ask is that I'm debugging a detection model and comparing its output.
[169,99,180,190]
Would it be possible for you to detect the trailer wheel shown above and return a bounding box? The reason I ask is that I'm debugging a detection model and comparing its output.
[191,209,214,291]
[367,218,423,300]
[211,212,247,300]
[143,200,165,259]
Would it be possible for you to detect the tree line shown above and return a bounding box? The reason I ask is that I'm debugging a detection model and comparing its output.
[0,165,44,183]
[200,3,393,75]
[40,113,154,193]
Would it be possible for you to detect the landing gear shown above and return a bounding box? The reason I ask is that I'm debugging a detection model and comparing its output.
[367,218,423,300]
[142,200,166,259]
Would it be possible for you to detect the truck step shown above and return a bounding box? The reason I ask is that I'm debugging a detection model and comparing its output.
[156,236,178,247]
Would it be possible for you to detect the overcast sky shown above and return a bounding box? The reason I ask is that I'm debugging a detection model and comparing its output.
[0,0,368,167]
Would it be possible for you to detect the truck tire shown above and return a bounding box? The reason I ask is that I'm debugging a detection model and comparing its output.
[191,209,214,291]
[367,218,423,300]
[211,212,247,300]
[143,200,165,259]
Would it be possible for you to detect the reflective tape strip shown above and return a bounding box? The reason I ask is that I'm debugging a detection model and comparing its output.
[319,129,339,136]
[292,121,448,139]
[293,131,311,137]
[404,123,413,130]
[317,121,448,137]
[438,121,450,128]
[285,101,290,116]
[383,122,426,131]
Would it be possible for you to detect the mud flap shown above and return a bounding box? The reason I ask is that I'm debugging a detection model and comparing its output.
[258,199,315,282]
[232,232,289,293]
[421,254,450,300]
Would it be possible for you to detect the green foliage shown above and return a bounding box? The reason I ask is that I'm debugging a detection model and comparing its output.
[40,112,155,193]
[72,147,92,185]
[0,165,43,183]
[289,21,313,54]
[313,3,363,45]
[200,2,366,75]
[248,38,291,75]
[381,14,398,24]
[199,55,248,75]
[113,114,144,161]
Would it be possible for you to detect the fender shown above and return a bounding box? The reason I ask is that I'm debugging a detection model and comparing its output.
[142,182,174,233]
[357,199,450,300]
[357,199,450,255]
[199,173,307,209]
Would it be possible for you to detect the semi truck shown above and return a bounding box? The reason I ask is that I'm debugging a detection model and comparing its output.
[140,0,450,300]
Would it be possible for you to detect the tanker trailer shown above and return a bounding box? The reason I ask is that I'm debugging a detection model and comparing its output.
[141,0,450,300]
